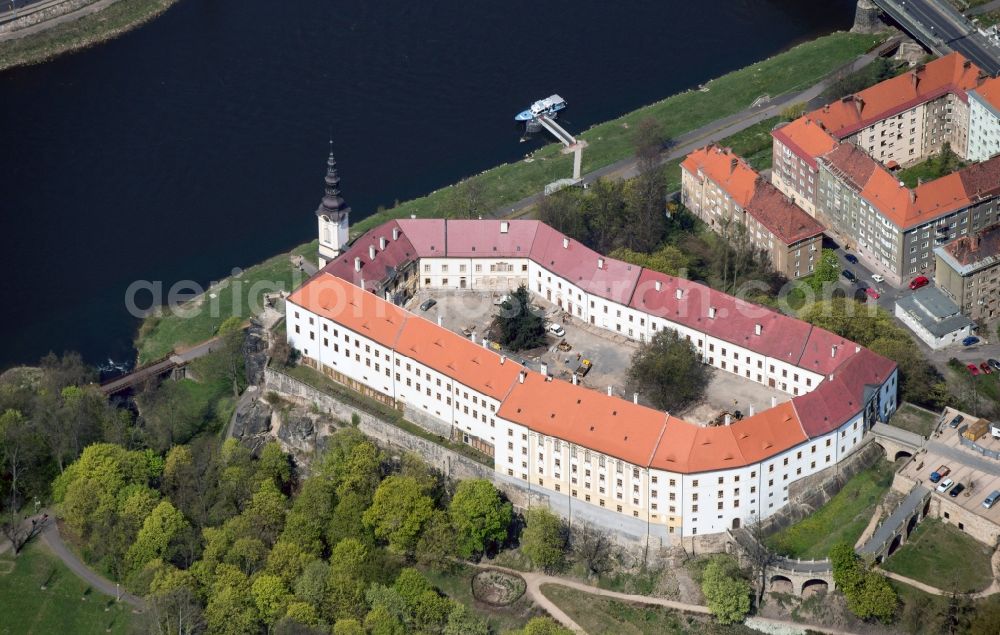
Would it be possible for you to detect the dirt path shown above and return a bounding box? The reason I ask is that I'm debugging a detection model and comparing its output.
[472,562,860,635]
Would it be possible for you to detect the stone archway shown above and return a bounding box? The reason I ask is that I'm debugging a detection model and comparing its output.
[872,441,888,460]
[906,513,918,538]
[769,575,794,594]
[894,450,913,462]
[801,579,829,597]
[888,533,903,556]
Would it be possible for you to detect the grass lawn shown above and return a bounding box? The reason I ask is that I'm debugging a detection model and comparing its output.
[422,564,541,633]
[882,518,994,593]
[888,402,939,438]
[0,541,135,635]
[765,460,896,559]
[540,584,755,635]
[0,0,179,72]
[896,150,967,189]
[135,240,318,363]
[717,117,781,171]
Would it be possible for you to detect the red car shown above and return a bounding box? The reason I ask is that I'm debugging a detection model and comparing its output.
[909,275,930,290]
[967,363,980,376]
[865,288,880,300]
[981,362,993,375]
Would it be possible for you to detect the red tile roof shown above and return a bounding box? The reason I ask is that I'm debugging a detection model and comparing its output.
[324,220,420,290]
[394,316,523,400]
[772,118,839,170]
[287,273,409,348]
[746,181,824,245]
[973,76,1000,111]
[810,53,983,138]
[443,219,541,257]
[681,145,757,207]
[943,223,1000,266]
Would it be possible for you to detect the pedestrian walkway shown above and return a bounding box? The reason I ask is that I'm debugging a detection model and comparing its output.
[858,485,930,557]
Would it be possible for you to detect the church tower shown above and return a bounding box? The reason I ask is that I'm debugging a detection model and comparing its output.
[316,143,351,268]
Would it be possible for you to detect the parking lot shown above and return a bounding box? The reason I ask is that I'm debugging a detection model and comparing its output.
[900,407,1000,526]
[406,289,790,425]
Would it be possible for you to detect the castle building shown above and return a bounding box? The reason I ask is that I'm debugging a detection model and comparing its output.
[680,145,824,279]
[286,217,898,541]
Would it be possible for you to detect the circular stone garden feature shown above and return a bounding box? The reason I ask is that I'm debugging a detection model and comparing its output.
[471,569,527,606]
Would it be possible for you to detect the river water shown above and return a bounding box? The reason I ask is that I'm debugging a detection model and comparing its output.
[0,0,856,369]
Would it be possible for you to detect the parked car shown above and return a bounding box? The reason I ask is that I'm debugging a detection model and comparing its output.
[842,269,857,282]
[963,336,980,346]
[967,363,980,376]
[984,491,1000,509]
[845,253,859,264]
[936,478,955,494]
[547,323,566,337]
[909,275,930,290]
[419,298,437,311]
[989,359,1000,372]
[949,483,966,498]
[981,362,993,375]
[865,287,881,300]
[949,414,965,428]
[872,274,885,284]
[930,465,951,483]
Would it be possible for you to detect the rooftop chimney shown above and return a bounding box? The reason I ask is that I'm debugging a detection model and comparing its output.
[709,306,717,319]
[354,257,362,272]
[572,373,578,385]
[379,237,387,250]
[655,280,662,291]
[853,96,864,117]
[675,288,683,300]
[856,345,861,354]
[597,258,605,270]
[540,363,548,377]
[607,386,613,396]
[410,214,416,219]
[392,227,400,240]
[748,403,755,416]
[369,245,377,260]
[562,237,570,249]
[831,344,838,358]
[771,396,777,408]
[437,316,443,327]
[500,221,509,234]
[519,371,526,384]
[633,392,639,404]
[724,414,732,425]
[730,158,738,173]
[755,323,762,336]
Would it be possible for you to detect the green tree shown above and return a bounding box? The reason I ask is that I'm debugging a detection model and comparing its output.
[626,329,708,411]
[516,616,574,635]
[126,500,191,574]
[829,542,896,623]
[521,508,568,573]
[365,605,406,635]
[492,284,548,351]
[243,479,288,546]
[806,249,840,294]
[700,556,751,625]
[205,567,259,635]
[327,489,374,547]
[145,565,204,635]
[363,475,435,555]
[326,538,373,620]
[610,245,689,276]
[284,601,321,627]
[293,559,329,608]
[266,541,313,585]
[393,568,454,631]
[333,619,365,635]
[415,510,455,571]
[444,602,489,635]
[449,479,513,558]
[281,476,335,556]
[258,442,293,491]
[252,573,293,629]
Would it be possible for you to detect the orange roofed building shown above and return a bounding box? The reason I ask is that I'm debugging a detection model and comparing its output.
[286,216,898,543]
[680,145,824,279]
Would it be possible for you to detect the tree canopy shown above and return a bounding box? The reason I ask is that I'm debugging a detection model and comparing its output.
[491,284,548,351]
[627,329,709,411]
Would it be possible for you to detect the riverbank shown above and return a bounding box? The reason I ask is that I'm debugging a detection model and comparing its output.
[0,0,180,72]
[134,30,887,363]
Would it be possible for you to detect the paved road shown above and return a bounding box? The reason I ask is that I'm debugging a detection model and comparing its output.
[927,439,1000,475]
[0,0,122,43]
[877,0,1000,74]
[490,37,904,220]
[37,514,146,609]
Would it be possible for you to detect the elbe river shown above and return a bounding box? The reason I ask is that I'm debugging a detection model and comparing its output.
[0,0,856,370]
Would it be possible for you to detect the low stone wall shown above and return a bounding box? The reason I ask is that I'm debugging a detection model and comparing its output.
[0,0,97,34]
[760,440,883,536]
[264,366,670,549]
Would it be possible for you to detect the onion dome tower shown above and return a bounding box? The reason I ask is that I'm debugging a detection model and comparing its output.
[316,142,352,268]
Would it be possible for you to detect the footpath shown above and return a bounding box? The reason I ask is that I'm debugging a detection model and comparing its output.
[0,0,120,43]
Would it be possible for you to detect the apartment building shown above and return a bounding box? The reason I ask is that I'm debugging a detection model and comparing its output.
[286,218,899,538]
[680,145,824,279]
[935,223,1000,323]
[967,77,1000,162]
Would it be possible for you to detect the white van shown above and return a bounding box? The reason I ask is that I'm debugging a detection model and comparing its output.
[548,324,566,338]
